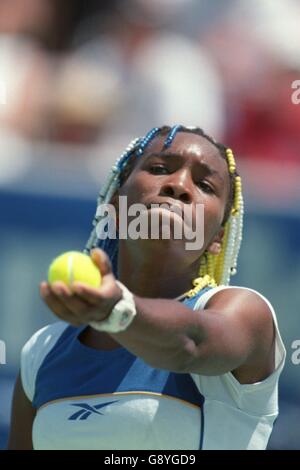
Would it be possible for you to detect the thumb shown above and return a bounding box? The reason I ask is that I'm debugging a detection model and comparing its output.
[91,248,113,277]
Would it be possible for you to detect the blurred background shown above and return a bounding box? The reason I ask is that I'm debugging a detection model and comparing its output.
[0,0,300,450]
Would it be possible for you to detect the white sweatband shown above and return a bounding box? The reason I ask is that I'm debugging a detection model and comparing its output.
[89,281,137,333]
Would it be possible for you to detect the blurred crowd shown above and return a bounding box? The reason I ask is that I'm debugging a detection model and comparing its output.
[1,1,300,450]
[0,0,300,195]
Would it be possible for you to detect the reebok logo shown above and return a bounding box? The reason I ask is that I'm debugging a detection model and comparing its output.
[68,401,118,420]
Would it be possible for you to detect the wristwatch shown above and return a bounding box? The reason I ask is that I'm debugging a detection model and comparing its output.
[89,281,137,333]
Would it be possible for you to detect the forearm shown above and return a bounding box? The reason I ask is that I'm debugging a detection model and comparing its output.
[41,249,263,377]
[111,296,205,372]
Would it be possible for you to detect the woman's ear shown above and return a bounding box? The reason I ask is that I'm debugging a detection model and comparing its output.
[207,227,225,255]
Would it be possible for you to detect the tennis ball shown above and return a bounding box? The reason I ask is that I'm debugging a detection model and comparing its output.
[48,251,101,288]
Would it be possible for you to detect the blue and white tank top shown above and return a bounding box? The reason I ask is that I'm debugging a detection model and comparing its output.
[20,286,286,450]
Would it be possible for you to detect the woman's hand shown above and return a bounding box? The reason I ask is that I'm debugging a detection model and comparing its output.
[40,249,122,327]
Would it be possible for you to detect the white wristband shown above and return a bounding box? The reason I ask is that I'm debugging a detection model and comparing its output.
[89,281,137,333]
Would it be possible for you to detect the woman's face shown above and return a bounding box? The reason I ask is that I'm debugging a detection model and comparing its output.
[118,132,231,257]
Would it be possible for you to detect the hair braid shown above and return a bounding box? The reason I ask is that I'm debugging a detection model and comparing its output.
[84,125,244,297]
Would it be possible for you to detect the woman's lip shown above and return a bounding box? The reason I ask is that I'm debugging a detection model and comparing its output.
[147,207,185,222]
[145,203,192,225]
[146,206,183,217]
[146,201,185,213]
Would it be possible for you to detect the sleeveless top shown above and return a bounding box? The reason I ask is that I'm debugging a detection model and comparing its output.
[20,286,286,450]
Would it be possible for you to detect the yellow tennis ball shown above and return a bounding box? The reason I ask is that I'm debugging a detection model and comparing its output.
[48,251,101,287]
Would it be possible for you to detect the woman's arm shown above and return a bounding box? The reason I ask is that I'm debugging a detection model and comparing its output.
[112,288,275,379]
[40,249,275,380]
[7,372,35,450]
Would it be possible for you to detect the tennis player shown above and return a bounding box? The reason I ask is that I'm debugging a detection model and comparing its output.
[8,125,286,450]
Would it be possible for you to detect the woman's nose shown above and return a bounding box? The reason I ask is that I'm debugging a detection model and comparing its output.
[159,172,192,203]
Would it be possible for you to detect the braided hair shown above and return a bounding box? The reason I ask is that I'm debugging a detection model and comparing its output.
[84,125,244,298]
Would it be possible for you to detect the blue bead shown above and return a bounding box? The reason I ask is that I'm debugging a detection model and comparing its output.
[135,127,161,157]
[163,124,182,148]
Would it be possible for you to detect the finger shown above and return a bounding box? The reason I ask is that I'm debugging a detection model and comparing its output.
[72,279,122,307]
[40,282,82,327]
[47,305,82,327]
[72,275,115,300]
[42,284,81,326]
[51,281,95,317]
[91,248,113,277]
[71,282,102,304]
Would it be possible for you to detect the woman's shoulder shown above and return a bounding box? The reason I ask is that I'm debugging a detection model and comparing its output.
[194,285,275,314]
[196,286,280,342]
[195,284,286,375]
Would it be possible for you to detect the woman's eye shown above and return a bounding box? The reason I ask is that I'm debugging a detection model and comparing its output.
[150,165,169,175]
[197,181,214,194]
